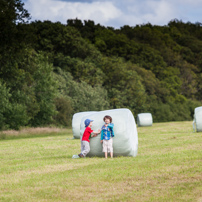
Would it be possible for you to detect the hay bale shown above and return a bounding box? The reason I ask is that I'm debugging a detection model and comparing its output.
[137,113,153,127]
[80,108,138,157]
[72,111,97,139]
[193,107,202,132]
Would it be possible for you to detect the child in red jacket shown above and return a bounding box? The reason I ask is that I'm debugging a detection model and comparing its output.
[78,119,100,158]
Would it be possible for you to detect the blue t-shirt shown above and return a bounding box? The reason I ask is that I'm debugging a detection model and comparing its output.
[101,123,114,140]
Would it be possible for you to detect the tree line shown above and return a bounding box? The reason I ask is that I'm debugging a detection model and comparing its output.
[0,0,202,130]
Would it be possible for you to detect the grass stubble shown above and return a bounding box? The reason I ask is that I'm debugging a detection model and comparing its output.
[0,121,202,202]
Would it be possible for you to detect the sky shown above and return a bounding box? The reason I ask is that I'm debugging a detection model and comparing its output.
[22,0,202,28]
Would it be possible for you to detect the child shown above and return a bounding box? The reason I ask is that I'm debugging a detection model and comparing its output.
[100,115,114,158]
[78,119,101,158]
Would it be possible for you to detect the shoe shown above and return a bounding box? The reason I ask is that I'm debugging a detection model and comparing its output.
[72,154,79,159]
[78,153,84,158]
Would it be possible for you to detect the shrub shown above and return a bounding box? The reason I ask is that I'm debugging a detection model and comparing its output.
[53,97,73,126]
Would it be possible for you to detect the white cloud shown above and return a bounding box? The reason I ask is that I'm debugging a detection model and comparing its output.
[25,0,122,25]
[177,0,202,6]
[107,0,177,26]
[143,0,176,24]
[23,0,202,28]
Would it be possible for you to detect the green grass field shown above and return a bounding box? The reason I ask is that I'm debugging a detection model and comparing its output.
[0,122,202,202]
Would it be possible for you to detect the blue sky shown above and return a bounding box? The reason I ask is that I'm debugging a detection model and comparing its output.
[22,0,202,28]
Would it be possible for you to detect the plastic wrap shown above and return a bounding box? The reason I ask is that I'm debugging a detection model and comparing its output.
[72,111,97,139]
[193,107,202,132]
[80,108,138,157]
[137,113,153,127]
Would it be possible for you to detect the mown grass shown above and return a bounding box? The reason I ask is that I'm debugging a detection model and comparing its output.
[0,121,202,202]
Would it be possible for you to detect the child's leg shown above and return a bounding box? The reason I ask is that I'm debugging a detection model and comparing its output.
[78,141,85,157]
[103,140,108,158]
[81,140,84,153]
[110,152,113,158]
[81,141,90,157]
[109,138,113,158]
[105,152,108,158]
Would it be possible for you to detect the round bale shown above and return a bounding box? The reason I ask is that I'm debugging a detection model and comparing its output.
[137,113,153,127]
[72,111,97,139]
[193,107,202,132]
[80,108,138,157]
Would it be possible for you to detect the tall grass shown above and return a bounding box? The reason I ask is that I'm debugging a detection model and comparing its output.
[0,122,202,202]
[0,127,68,140]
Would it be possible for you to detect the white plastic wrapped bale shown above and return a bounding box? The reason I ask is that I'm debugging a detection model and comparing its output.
[137,113,153,127]
[72,111,97,139]
[193,107,202,132]
[80,108,138,157]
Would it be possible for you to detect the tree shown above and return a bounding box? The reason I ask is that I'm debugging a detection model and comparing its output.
[0,80,29,130]
[54,68,109,114]
[0,0,31,87]
[0,0,30,49]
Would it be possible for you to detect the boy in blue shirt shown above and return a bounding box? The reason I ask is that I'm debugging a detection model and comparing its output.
[100,115,114,158]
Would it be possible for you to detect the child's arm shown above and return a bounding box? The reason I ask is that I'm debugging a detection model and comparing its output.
[107,123,114,128]
[108,123,114,137]
[91,129,101,137]
[100,129,104,143]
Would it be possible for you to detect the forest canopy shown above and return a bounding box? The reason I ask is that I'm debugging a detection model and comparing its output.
[0,0,202,129]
